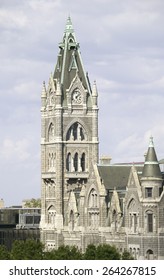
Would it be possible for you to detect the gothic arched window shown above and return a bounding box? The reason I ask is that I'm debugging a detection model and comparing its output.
[74,153,78,172]
[66,122,86,141]
[81,153,85,171]
[66,153,72,172]
[88,188,99,230]
[127,198,139,233]
[48,153,56,172]
[146,249,154,260]
[88,189,98,208]
[146,211,153,233]
[47,205,56,225]
[48,123,55,142]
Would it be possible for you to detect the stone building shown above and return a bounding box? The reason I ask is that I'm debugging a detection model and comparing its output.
[40,17,164,259]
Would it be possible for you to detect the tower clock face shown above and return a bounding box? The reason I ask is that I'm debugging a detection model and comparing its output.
[72,90,82,104]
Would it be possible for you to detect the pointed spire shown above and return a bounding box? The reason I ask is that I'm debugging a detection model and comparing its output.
[65,16,74,34]
[41,81,46,97]
[92,80,98,97]
[41,81,47,109]
[149,135,154,148]
[54,17,92,100]
[142,136,161,178]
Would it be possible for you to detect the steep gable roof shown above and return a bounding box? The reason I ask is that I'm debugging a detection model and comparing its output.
[53,17,91,103]
[97,164,143,191]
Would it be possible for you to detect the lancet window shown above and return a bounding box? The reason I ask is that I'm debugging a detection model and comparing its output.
[66,152,86,172]
[145,210,154,233]
[74,153,78,172]
[48,153,56,172]
[48,123,55,142]
[88,188,99,230]
[66,122,86,141]
[81,153,85,171]
[66,153,72,172]
[47,206,56,225]
[128,199,139,233]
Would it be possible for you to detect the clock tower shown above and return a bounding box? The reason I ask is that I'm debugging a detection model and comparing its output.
[40,17,99,249]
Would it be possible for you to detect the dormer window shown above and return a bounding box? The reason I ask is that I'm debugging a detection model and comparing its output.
[145,188,152,198]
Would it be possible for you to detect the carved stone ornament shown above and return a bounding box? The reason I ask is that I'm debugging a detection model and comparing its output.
[72,90,82,104]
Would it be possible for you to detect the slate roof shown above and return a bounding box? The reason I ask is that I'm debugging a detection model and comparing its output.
[142,136,162,178]
[97,164,144,191]
[53,17,92,104]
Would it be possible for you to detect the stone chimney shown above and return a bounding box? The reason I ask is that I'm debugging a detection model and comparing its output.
[99,156,112,165]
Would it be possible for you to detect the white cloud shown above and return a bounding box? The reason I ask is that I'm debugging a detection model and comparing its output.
[0,8,28,29]
[0,138,30,161]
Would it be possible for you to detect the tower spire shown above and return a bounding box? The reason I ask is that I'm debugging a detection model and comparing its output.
[92,80,98,97]
[54,17,91,100]
[142,136,161,178]
[65,16,74,34]
[41,81,47,108]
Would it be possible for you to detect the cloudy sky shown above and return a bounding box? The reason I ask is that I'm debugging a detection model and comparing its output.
[0,0,164,206]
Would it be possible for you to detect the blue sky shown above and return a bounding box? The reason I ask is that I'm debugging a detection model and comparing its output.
[0,0,164,206]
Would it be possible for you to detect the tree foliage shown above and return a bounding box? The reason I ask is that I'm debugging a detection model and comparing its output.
[121,250,134,260]
[0,245,10,260]
[44,245,82,260]
[23,198,41,208]
[83,244,97,260]
[10,240,44,260]
[84,244,121,260]
[0,240,133,260]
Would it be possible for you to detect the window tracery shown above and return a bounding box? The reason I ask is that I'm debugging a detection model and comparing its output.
[47,206,56,225]
[66,152,86,172]
[128,199,139,233]
[88,188,99,230]
[66,122,86,141]
[48,153,56,172]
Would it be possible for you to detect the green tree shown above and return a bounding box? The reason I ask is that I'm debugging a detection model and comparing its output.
[44,245,82,260]
[84,244,121,260]
[96,244,121,260]
[122,250,134,260]
[23,198,41,208]
[0,245,10,260]
[83,244,97,260]
[10,239,44,260]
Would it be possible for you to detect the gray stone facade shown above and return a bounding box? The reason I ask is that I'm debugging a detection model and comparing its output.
[40,17,164,259]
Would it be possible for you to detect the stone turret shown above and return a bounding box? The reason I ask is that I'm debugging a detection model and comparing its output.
[141,136,162,199]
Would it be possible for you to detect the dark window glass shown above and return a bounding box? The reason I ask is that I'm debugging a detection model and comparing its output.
[74,153,78,171]
[81,153,85,171]
[34,216,40,224]
[147,213,153,232]
[26,216,33,224]
[145,188,152,198]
